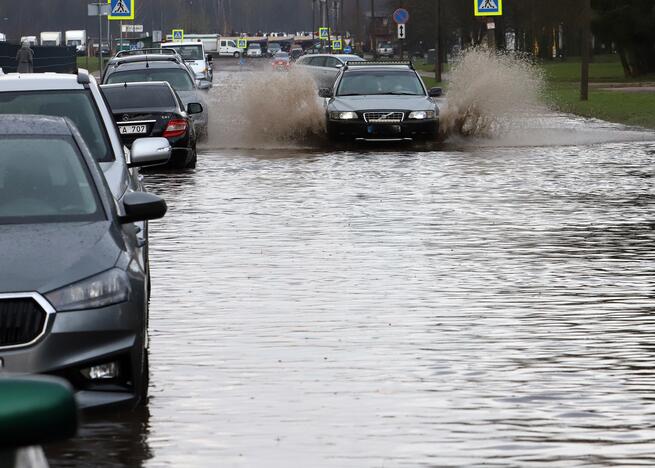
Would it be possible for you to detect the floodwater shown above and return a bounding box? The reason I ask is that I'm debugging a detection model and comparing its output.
[45,110,655,467]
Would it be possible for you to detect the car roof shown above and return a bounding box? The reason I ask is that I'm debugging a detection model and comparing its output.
[107,60,189,71]
[101,81,171,89]
[161,41,203,47]
[0,114,73,136]
[0,69,92,92]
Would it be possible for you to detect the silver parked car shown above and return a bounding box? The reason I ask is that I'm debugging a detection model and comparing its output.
[0,115,168,409]
[294,53,365,89]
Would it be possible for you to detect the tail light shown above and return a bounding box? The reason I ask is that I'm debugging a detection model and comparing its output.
[163,119,188,138]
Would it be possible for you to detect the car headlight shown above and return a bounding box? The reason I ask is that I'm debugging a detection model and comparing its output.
[408,111,436,120]
[45,268,130,312]
[330,111,358,120]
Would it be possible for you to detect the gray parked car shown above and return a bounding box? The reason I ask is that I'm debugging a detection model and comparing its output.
[102,54,209,139]
[294,53,365,89]
[0,115,168,409]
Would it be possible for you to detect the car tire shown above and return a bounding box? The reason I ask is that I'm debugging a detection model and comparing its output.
[186,147,197,169]
[135,347,149,407]
[233,52,240,58]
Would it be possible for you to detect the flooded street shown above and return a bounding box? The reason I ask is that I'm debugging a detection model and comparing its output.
[47,112,655,466]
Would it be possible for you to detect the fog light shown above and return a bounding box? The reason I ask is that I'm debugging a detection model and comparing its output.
[81,362,120,380]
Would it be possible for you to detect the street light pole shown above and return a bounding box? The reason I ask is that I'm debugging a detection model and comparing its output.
[580,0,591,101]
[435,0,442,82]
[370,0,375,53]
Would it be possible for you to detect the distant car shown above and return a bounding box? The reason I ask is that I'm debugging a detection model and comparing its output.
[161,40,213,83]
[0,114,168,409]
[294,53,365,88]
[102,82,202,169]
[377,41,394,57]
[271,51,291,71]
[320,61,442,142]
[247,43,263,57]
[267,42,282,57]
[290,48,304,61]
[102,54,209,137]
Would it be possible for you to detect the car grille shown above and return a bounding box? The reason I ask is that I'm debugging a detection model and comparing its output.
[364,112,405,124]
[0,298,47,348]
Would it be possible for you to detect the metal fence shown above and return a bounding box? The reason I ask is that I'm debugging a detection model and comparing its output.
[0,43,77,74]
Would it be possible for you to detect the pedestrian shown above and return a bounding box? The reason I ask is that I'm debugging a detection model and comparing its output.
[15,42,34,74]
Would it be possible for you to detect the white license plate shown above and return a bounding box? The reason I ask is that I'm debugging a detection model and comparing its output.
[119,124,148,135]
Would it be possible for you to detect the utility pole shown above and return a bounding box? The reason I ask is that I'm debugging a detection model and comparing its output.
[355,0,361,52]
[370,0,375,53]
[580,0,591,101]
[312,0,316,44]
[435,0,442,82]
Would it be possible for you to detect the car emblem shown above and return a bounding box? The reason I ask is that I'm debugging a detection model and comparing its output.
[382,112,395,120]
[122,114,131,121]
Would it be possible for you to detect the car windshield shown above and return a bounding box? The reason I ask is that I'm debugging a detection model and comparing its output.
[337,70,425,96]
[103,85,176,110]
[274,52,289,59]
[249,44,261,49]
[106,68,195,91]
[163,45,203,61]
[0,136,104,224]
[0,91,113,162]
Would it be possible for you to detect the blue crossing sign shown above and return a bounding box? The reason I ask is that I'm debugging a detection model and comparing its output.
[109,0,135,20]
[172,29,184,42]
[475,0,502,16]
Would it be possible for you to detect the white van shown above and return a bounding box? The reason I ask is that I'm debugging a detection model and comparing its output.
[0,33,6,43]
[21,36,38,47]
[218,39,241,57]
[65,30,87,55]
[40,32,62,46]
[161,41,213,83]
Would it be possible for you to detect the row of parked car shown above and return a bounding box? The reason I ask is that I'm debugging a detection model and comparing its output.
[0,45,216,462]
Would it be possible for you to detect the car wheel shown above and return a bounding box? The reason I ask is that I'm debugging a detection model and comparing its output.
[186,147,198,169]
[233,52,240,58]
[135,347,149,407]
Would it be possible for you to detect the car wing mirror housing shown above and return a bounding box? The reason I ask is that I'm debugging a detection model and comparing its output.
[318,88,333,98]
[129,137,171,168]
[187,102,204,115]
[196,80,212,90]
[120,192,168,224]
[0,376,78,450]
[428,87,443,97]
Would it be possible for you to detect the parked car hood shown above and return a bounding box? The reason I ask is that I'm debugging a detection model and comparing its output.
[329,95,436,112]
[0,222,122,294]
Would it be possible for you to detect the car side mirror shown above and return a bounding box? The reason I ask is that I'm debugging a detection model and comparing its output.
[120,192,167,224]
[0,376,78,450]
[428,87,443,97]
[335,63,343,69]
[196,80,211,90]
[187,102,204,115]
[129,137,171,168]
[318,88,333,98]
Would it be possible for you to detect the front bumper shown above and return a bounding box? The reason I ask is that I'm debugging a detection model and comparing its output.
[0,299,144,410]
[327,118,438,142]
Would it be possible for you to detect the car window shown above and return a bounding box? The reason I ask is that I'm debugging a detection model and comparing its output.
[337,70,425,96]
[162,45,203,61]
[102,85,177,110]
[324,57,340,68]
[106,68,195,92]
[309,56,327,67]
[0,136,104,224]
[0,91,113,162]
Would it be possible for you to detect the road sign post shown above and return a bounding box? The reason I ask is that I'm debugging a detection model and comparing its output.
[393,9,409,62]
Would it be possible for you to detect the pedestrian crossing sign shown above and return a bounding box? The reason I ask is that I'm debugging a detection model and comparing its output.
[237,39,247,49]
[474,0,502,16]
[108,0,135,20]
[172,29,184,42]
[332,40,342,51]
[319,27,329,41]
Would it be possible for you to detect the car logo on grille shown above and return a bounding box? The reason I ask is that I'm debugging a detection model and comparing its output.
[123,114,131,121]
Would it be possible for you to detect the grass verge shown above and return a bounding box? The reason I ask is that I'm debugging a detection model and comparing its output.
[77,56,101,73]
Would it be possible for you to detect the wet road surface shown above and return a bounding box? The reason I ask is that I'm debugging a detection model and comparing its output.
[47,113,655,466]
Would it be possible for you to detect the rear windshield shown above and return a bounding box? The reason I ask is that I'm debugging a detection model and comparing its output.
[0,91,114,162]
[105,68,195,92]
[162,45,203,61]
[0,136,104,224]
[103,85,176,110]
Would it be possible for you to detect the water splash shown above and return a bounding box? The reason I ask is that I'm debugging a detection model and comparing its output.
[440,48,546,138]
[203,68,326,149]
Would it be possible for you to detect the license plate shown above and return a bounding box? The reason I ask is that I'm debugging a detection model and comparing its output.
[119,124,148,135]
[367,125,401,135]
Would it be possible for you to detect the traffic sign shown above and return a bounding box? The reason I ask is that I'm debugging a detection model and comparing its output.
[172,29,184,42]
[332,40,342,51]
[237,39,247,49]
[319,27,329,41]
[343,45,352,54]
[393,8,410,25]
[108,0,135,20]
[474,0,502,16]
[397,24,407,40]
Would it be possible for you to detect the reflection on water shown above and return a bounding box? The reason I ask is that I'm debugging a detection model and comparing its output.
[47,114,655,467]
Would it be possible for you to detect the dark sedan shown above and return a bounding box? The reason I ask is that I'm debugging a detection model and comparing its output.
[0,115,167,410]
[102,82,203,169]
